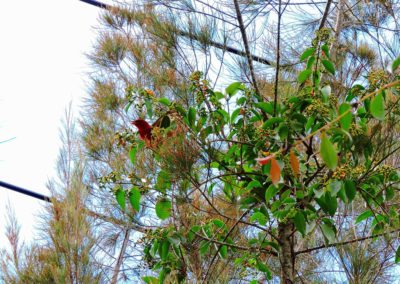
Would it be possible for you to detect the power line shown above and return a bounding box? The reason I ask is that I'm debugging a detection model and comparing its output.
[78,0,271,66]
[0,180,51,203]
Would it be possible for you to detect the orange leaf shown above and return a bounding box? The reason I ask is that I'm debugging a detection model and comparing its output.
[289,150,300,177]
[270,158,281,185]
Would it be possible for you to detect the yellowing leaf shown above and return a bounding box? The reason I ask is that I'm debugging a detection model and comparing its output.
[270,158,281,185]
[289,150,300,177]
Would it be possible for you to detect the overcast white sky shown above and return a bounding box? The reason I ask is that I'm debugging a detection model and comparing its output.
[0,0,107,246]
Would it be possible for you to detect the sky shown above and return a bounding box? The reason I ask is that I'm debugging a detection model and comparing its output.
[0,0,108,247]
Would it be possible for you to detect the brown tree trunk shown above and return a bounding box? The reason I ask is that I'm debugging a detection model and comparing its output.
[278,222,295,283]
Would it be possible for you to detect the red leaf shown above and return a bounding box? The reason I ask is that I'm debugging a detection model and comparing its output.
[289,150,300,177]
[270,158,281,185]
[255,156,274,165]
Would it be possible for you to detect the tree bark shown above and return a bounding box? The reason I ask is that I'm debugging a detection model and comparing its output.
[278,222,295,283]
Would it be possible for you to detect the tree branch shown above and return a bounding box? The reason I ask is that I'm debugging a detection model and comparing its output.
[295,228,400,255]
[233,0,262,96]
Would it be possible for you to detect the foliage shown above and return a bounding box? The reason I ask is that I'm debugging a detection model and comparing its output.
[80,0,400,282]
[109,29,400,282]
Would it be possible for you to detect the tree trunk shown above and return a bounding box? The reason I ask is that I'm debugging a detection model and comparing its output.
[278,222,295,283]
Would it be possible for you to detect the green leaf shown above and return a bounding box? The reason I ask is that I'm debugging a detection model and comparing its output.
[200,241,211,255]
[265,185,278,203]
[294,211,306,236]
[321,44,330,58]
[115,188,126,211]
[129,146,137,165]
[212,219,226,229]
[142,276,159,284]
[155,199,172,220]
[344,180,356,202]
[256,260,271,274]
[278,124,289,140]
[247,180,262,190]
[145,98,153,119]
[230,108,241,123]
[320,132,338,170]
[160,240,170,261]
[306,56,316,70]
[219,245,228,259]
[262,117,284,129]
[355,210,373,224]
[250,212,267,226]
[158,97,171,106]
[226,82,244,96]
[320,224,335,243]
[255,102,274,115]
[392,56,400,72]
[370,92,385,120]
[321,59,335,75]
[129,187,141,212]
[298,69,312,84]
[325,193,338,216]
[300,47,316,61]
[188,107,196,127]
[339,103,352,131]
[395,246,400,263]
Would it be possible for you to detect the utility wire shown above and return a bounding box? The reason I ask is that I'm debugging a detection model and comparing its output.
[0,180,51,203]
[78,0,271,66]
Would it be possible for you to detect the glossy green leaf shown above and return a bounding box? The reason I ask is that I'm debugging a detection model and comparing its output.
[325,193,338,216]
[265,185,278,203]
[158,97,171,106]
[392,56,400,72]
[320,132,338,170]
[262,117,284,129]
[294,211,306,236]
[212,219,226,229]
[255,102,274,115]
[247,180,262,190]
[306,56,316,70]
[129,187,141,212]
[339,103,352,131]
[298,69,312,84]
[115,188,126,211]
[321,224,335,243]
[188,107,196,127]
[129,147,137,165]
[155,199,172,220]
[230,108,241,123]
[321,44,330,58]
[160,240,170,261]
[344,180,356,202]
[256,260,271,274]
[250,212,267,226]
[300,47,316,61]
[226,82,244,96]
[370,92,385,120]
[322,59,335,75]
[219,245,228,259]
[355,210,373,224]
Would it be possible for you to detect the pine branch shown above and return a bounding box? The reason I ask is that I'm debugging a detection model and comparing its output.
[233,0,261,96]
[296,228,400,255]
